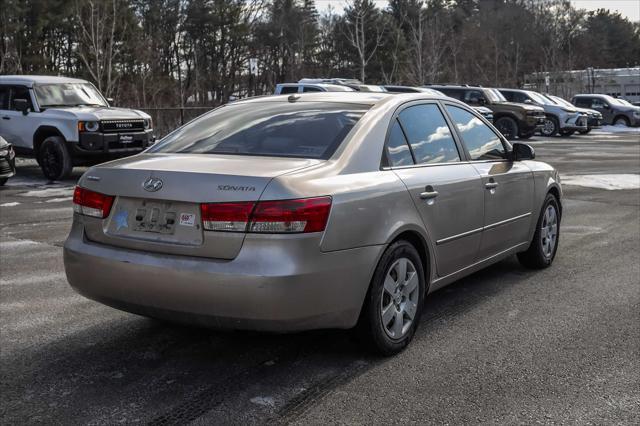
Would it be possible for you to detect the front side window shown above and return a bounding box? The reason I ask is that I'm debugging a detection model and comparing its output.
[574,98,591,108]
[278,86,299,94]
[397,104,460,164]
[10,86,33,110]
[591,98,607,108]
[0,85,9,110]
[463,90,486,105]
[149,101,370,159]
[302,86,323,93]
[385,118,414,167]
[34,83,107,108]
[446,105,506,161]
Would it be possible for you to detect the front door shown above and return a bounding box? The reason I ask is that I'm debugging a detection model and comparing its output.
[0,85,36,149]
[386,103,485,277]
[444,104,534,259]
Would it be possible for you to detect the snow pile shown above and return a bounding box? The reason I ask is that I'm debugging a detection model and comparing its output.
[561,174,640,190]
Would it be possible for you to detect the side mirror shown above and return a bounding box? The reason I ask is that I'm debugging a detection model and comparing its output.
[602,103,610,109]
[106,97,114,105]
[13,99,29,115]
[524,99,533,104]
[512,142,535,161]
[477,97,486,106]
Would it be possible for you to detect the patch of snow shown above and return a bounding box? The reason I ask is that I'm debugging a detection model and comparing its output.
[561,174,640,190]
[250,396,275,408]
[592,125,640,134]
[0,202,20,207]
[44,197,73,203]
[19,187,74,198]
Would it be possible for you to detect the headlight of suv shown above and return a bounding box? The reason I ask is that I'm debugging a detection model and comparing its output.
[79,121,100,132]
[143,118,152,129]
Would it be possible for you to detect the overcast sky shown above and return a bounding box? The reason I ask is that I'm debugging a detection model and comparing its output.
[314,0,640,22]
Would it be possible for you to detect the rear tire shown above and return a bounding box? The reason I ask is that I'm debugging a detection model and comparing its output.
[540,116,559,137]
[518,193,560,269]
[495,117,519,140]
[37,136,73,181]
[578,128,591,134]
[356,240,426,356]
[559,129,575,137]
[613,116,630,127]
[0,177,7,186]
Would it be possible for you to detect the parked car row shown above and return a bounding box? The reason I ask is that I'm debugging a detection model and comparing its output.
[275,78,639,141]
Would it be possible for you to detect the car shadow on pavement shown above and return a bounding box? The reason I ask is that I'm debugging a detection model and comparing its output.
[2,256,535,423]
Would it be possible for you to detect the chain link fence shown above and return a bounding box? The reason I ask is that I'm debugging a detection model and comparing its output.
[137,107,215,139]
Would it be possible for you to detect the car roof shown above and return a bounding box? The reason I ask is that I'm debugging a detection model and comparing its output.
[237,91,459,108]
[276,82,355,91]
[0,75,90,86]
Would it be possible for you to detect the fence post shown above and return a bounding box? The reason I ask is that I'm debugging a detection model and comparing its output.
[180,107,185,125]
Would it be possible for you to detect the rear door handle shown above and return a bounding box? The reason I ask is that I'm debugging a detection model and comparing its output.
[485,182,499,189]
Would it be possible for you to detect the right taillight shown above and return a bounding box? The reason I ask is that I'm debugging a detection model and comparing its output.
[73,186,114,218]
[200,196,332,234]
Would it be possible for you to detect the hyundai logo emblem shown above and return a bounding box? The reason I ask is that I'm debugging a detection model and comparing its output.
[143,177,163,192]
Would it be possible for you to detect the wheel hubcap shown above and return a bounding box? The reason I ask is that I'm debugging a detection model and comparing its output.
[540,205,558,258]
[381,258,419,339]
[542,119,555,135]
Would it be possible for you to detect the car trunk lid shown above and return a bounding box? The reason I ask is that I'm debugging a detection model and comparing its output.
[79,154,321,259]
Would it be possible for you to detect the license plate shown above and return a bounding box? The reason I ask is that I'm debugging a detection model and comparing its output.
[119,134,134,144]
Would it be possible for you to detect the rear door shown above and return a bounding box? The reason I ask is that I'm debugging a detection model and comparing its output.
[388,102,485,277]
[443,103,534,259]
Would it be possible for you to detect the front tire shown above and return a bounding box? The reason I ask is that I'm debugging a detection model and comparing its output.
[518,193,560,269]
[495,117,519,140]
[0,177,7,186]
[356,240,426,356]
[38,136,73,181]
[559,129,575,137]
[540,116,559,137]
[578,128,591,135]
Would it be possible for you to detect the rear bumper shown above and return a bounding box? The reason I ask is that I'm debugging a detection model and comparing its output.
[63,221,381,331]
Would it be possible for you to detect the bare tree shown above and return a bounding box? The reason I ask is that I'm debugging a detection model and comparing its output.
[74,0,126,97]
[343,0,386,82]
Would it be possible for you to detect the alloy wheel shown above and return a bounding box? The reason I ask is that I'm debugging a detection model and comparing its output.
[380,257,419,339]
[541,119,556,136]
[540,204,558,258]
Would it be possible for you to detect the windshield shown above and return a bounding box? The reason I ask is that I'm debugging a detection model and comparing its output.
[149,101,370,159]
[549,95,574,108]
[610,98,633,107]
[485,88,506,102]
[34,83,107,108]
[527,91,554,105]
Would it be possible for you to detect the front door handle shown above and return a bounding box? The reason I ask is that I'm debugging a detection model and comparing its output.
[485,182,499,189]
[420,190,439,199]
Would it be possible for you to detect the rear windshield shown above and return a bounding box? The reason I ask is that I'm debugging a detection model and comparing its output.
[149,101,370,159]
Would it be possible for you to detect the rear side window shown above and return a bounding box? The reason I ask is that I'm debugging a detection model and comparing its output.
[149,102,370,159]
[445,105,505,161]
[397,104,460,164]
[438,88,463,101]
[302,86,322,93]
[385,119,414,167]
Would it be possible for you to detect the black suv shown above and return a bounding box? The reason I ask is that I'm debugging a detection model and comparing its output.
[427,85,546,139]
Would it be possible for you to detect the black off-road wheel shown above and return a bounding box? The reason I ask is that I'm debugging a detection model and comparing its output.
[495,117,519,140]
[518,193,560,269]
[37,136,73,181]
[356,240,426,356]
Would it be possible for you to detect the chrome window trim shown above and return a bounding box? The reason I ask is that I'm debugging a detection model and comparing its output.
[436,212,531,245]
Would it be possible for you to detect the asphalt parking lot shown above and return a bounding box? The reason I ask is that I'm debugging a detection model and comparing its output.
[1,130,639,424]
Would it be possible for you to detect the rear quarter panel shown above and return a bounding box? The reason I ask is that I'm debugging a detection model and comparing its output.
[521,160,562,243]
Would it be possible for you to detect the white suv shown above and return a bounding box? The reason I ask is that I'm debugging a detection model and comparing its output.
[0,75,154,180]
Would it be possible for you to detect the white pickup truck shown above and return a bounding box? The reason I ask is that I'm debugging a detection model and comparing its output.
[0,75,154,180]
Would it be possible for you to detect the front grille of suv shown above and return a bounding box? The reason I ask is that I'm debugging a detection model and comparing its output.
[101,120,145,133]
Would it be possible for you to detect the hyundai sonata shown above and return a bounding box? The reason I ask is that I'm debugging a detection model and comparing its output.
[64,92,561,355]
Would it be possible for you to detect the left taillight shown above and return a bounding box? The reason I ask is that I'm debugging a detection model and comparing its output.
[73,186,114,219]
